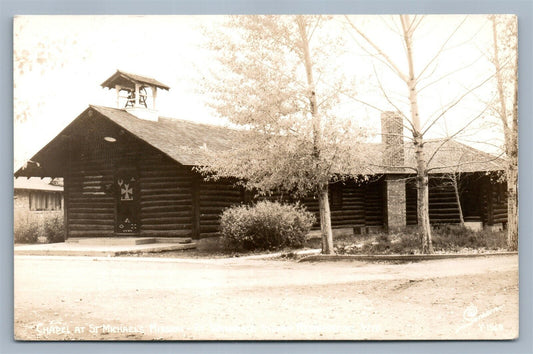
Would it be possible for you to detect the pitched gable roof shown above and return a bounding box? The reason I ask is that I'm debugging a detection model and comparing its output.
[89,105,239,166]
[101,70,170,91]
[15,104,504,178]
[410,139,504,173]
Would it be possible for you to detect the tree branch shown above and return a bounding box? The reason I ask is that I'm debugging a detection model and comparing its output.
[417,53,485,93]
[372,63,416,133]
[421,70,497,136]
[426,104,490,166]
[344,15,408,82]
[415,15,468,82]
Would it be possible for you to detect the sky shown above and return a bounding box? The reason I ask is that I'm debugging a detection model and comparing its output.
[13,15,512,171]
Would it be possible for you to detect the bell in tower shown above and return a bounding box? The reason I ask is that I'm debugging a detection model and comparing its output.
[100,70,170,121]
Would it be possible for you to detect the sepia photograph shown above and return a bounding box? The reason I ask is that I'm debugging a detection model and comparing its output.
[13,14,519,341]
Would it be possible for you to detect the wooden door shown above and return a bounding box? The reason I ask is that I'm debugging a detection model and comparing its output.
[115,171,139,234]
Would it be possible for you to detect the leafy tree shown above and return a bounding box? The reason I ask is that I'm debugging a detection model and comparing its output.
[14,17,91,122]
[199,15,369,254]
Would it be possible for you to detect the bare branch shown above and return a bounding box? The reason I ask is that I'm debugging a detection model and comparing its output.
[417,53,485,93]
[344,15,408,82]
[307,15,322,42]
[372,63,416,133]
[378,15,403,38]
[491,15,510,138]
[426,104,490,166]
[421,70,497,136]
[415,16,468,82]
[343,23,408,82]
[410,15,425,33]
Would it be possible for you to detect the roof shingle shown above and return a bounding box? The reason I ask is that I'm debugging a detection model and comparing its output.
[16,104,505,177]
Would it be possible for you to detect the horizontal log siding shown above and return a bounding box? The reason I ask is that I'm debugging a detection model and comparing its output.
[491,183,508,224]
[364,180,384,226]
[428,178,461,224]
[481,179,508,225]
[198,180,244,237]
[332,183,365,227]
[301,179,384,229]
[138,153,194,237]
[406,180,418,225]
[407,177,463,225]
[67,157,115,237]
[405,174,508,226]
[65,112,141,237]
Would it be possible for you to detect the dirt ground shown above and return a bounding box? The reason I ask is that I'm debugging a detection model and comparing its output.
[14,254,518,340]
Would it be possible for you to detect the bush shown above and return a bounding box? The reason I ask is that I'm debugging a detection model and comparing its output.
[14,221,40,244]
[220,201,315,252]
[43,216,65,243]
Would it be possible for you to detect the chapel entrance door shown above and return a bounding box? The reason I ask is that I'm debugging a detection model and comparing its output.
[115,170,139,235]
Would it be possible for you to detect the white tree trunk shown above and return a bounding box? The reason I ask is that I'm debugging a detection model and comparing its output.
[402,15,433,254]
[415,144,433,254]
[491,16,518,251]
[297,17,335,254]
[318,184,335,254]
[451,173,465,226]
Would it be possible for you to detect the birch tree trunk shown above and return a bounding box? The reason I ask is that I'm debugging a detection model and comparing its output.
[507,30,519,251]
[416,147,433,253]
[297,16,335,254]
[319,184,335,254]
[402,15,433,254]
[491,16,518,251]
[451,173,465,226]
[507,163,518,250]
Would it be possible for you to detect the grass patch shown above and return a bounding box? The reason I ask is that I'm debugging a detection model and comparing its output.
[334,225,507,255]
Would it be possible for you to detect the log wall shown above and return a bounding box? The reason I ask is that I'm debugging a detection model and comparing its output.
[138,152,194,237]
[66,149,116,238]
[491,183,508,224]
[407,177,462,225]
[405,174,508,226]
[364,180,384,226]
[406,180,418,225]
[428,178,461,224]
[480,178,508,225]
[64,113,198,239]
[198,179,243,237]
[299,179,384,230]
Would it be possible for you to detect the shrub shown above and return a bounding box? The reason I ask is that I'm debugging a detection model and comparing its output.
[220,201,315,252]
[14,221,40,244]
[43,216,65,243]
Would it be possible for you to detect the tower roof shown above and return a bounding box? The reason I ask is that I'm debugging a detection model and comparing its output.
[100,70,170,91]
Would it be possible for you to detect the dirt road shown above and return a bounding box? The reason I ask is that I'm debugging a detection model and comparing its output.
[14,254,518,340]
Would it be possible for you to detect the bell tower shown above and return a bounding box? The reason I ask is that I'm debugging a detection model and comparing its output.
[101,70,170,121]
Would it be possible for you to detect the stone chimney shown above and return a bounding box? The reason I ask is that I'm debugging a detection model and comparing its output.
[381,111,404,168]
[381,111,407,232]
[101,70,170,121]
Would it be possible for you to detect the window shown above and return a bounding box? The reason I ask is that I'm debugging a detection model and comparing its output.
[29,192,62,211]
[329,183,343,210]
